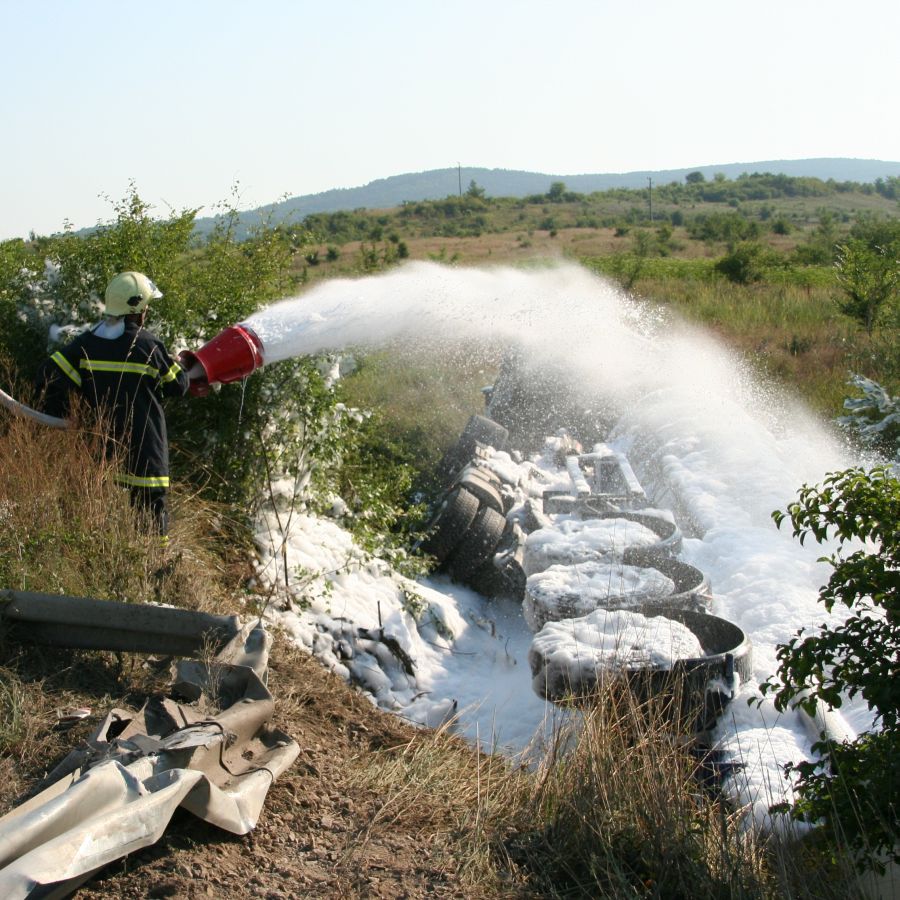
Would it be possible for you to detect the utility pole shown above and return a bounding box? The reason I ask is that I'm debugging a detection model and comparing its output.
[458,162,462,197]
[648,177,653,223]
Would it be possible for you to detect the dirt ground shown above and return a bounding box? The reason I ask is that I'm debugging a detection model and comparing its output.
[4,638,510,899]
[47,642,493,900]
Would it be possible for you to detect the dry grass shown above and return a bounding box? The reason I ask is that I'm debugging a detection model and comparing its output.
[348,720,526,893]
[351,678,865,898]
[0,399,247,612]
[0,403,163,601]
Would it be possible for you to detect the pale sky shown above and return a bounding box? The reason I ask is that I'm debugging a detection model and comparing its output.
[3,0,898,241]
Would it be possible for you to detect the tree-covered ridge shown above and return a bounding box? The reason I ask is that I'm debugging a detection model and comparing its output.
[294,171,898,247]
[194,163,900,240]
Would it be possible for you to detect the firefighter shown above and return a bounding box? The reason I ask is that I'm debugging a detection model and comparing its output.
[34,271,190,540]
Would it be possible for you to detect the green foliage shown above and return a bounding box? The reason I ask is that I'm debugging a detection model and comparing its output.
[793,211,840,266]
[686,211,760,244]
[587,255,718,284]
[874,176,900,200]
[313,401,427,576]
[771,217,792,235]
[0,185,314,510]
[834,239,899,334]
[607,229,661,290]
[357,239,410,272]
[465,179,485,199]
[764,467,900,871]
[715,241,777,284]
[837,375,900,462]
[0,185,433,579]
[0,239,46,366]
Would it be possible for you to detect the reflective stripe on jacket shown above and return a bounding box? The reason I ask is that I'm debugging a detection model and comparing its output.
[35,321,190,482]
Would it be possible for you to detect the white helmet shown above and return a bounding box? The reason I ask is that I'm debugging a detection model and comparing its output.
[104,271,162,317]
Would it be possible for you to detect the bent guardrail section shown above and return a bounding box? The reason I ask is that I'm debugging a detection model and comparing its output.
[0,595,298,899]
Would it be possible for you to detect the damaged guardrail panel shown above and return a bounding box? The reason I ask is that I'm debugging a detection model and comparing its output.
[0,594,298,899]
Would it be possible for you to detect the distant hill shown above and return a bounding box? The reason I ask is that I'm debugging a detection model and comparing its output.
[195,159,900,238]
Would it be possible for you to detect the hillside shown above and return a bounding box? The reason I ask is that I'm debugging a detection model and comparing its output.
[195,158,900,237]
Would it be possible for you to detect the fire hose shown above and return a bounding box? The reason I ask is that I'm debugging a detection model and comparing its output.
[0,386,69,429]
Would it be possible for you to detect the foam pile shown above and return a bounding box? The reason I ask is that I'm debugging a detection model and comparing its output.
[529,608,704,699]
[523,561,676,632]
[523,517,662,575]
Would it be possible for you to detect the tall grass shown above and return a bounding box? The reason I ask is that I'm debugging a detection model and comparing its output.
[354,678,863,898]
[0,391,240,610]
[608,275,897,418]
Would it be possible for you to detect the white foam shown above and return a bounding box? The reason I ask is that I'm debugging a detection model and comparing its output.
[523,561,676,632]
[523,517,663,576]
[529,607,704,677]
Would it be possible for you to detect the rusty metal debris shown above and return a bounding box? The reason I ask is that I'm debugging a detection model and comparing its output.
[0,593,298,899]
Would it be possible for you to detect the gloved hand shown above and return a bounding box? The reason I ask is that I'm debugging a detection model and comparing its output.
[177,351,211,397]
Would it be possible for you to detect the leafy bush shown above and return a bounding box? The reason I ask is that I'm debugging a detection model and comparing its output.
[764,467,900,871]
[0,187,316,504]
[771,217,792,235]
[686,211,760,244]
[792,211,840,266]
[837,375,900,462]
[1,186,429,569]
[715,242,772,284]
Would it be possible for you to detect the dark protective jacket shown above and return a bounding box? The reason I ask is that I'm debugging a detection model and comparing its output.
[35,320,190,488]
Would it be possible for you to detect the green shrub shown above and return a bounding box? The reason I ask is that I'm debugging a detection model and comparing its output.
[686,211,760,243]
[764,467,900,872]
[0,186,316,510]
[771,217,792,235]
[714,242,771,284]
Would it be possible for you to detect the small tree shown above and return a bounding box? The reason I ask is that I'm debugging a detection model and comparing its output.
[763,467,899,871]
[715,241,769,284]
[835,240,899,335]
[547,181,567,202]
[465,179,485,200]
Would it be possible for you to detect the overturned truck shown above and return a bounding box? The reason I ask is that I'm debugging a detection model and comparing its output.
[422,405,753,734]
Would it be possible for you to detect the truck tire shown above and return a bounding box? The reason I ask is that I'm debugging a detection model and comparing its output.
[447,506,507,584]
[421,487,480,563]
[452,415,509,465]
[461,414,509,450]
[455,466,505,515]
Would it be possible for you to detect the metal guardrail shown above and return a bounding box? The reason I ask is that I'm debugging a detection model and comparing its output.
[0,590,240,657]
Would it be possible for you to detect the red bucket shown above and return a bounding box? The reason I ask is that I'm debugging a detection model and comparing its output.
[181,324,265,397]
